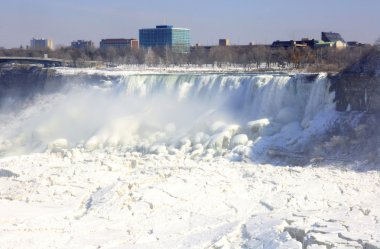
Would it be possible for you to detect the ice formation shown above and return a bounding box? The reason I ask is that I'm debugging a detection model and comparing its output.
[0,69,379,249]
[0,72,335,162]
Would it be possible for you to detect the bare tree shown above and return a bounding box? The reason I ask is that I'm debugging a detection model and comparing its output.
[375,37,380,45]
[144,48,157,65]
[375,38,380,51]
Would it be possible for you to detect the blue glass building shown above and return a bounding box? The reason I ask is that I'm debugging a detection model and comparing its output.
[139,25,190,53]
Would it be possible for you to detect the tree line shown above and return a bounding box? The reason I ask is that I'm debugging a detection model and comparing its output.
[0,44,375,72]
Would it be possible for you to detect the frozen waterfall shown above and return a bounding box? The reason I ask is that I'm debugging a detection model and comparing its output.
[0,72,336,161]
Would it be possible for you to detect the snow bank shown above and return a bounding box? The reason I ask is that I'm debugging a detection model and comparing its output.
[0,152,378,248]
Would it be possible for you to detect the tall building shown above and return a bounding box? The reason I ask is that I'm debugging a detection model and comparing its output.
[71,40,94,49]
[139,25,190,53]
[99,39,139,50]
[30,38,54,50]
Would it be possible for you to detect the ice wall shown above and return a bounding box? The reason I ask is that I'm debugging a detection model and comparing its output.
[0,72,336,161]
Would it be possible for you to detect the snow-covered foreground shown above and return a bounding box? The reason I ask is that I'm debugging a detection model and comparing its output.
[0,151,379,249]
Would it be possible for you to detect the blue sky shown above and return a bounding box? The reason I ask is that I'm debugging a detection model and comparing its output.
[0,0,379,48]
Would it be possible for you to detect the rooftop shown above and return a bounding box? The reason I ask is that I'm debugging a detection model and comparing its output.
[100,39,137,43]
[321,32,345,43]
[156,25,173,29]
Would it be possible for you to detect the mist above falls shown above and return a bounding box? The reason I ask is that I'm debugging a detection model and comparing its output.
[0,72,337,163]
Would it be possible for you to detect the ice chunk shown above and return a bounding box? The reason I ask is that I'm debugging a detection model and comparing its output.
[224,124,241,136]
[247,119,270,134]
[48,138,69,149]
[150,145,168,155]
[177,137,192,153]
[191,144,204,158]
[230,134,249,148]
[207,131,231,149]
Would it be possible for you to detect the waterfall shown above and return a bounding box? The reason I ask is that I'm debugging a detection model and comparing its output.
[0,71,336,160]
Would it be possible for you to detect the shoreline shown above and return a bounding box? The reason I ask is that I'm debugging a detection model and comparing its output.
[54,65,334,76]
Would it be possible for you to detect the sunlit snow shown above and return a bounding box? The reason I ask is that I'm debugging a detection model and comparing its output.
[0,69,379,248]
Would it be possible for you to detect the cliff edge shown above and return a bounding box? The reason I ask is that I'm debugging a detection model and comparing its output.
[0,64,60,101]
[332,47,380,113]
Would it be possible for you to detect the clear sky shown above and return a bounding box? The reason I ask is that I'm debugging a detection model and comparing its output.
[0,0,379,48]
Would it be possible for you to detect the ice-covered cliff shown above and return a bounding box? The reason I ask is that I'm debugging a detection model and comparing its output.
[332,47,380,112]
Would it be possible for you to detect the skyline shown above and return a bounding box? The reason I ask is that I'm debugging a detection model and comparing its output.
[1,0,380,48]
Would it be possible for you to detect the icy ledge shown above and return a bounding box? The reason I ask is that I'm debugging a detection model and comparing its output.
[0,151,379,249]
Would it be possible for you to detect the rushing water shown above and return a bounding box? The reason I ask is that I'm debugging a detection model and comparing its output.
[0,72,336,160]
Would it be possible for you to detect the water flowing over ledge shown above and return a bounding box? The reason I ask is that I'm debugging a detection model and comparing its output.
[1,70,340,165]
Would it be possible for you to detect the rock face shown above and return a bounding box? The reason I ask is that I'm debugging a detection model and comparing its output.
[0,64,60,101]
[324,48,380,169]
[332,47,380,113]
[0,64,113,109]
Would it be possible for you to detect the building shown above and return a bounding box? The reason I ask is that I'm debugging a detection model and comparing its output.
[321,32,345,43]
[271,40,296,48]
[271,36,349,49]
[347,41,367,47]
[191,41,260,53]
[271,40,309,48]
[139,25,190,53]
[71,40,94,49]
[30,38,54,50]
[100,39,139,50]
[313,40,346,49]
[219,39,230,46]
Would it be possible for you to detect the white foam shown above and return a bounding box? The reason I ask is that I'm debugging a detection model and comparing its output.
[0,71,335,162]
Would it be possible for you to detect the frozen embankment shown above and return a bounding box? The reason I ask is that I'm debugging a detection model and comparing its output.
[0,152,379,249]
[0,65,379,248]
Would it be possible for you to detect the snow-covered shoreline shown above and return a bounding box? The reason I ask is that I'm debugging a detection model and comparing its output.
[1,151,379,248]
[54,65,313,76]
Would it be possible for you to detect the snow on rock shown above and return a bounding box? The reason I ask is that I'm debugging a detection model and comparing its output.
[247,118,270,134]
[209,121,227,134]
[230,134,249,148]
[207,131,231,149]
[149,144,168,155]
[0,168,19,178]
